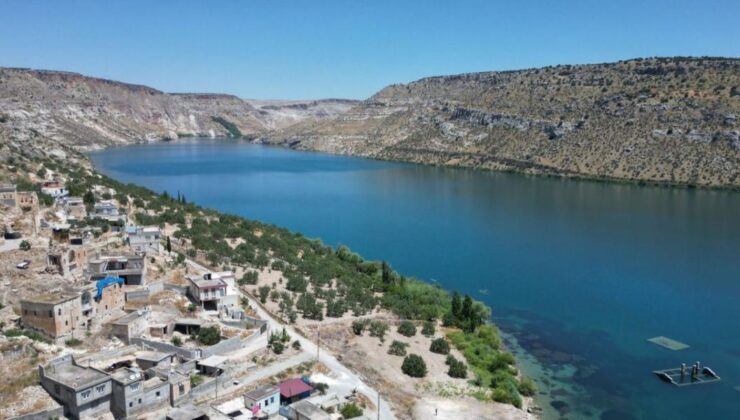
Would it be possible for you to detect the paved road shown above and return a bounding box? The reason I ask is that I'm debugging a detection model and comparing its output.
[185,257,396,420]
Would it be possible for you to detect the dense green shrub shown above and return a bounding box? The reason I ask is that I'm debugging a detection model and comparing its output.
[197,326,221,346]
[369,320,389,342]
[258,285,271,304]
[340,403,363,419]
[430,338,450,354]
[446,355,467,378]
[64,338,82,347]
[518,377,537,396]
[238,270,259,285]
[401,354,428,378]
[351,319,370,335]
[421,321,435,337]
[388,340,409,356]
[19,240,31,251]
[397,320,417,337]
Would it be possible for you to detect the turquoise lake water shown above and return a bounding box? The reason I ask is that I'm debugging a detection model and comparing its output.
[90,139,740,419]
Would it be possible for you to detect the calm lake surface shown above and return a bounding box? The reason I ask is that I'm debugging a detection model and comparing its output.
[90,139,740,420]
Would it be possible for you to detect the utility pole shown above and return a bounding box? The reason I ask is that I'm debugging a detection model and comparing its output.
[377,392,380,420]
[316,327,320,361]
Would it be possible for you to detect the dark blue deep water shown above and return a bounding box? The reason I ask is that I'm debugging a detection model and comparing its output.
[90,139,740,419]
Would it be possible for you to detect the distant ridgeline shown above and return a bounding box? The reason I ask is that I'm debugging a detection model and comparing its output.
[266,57,740,189]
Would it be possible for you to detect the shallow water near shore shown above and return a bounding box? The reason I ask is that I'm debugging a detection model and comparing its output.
[90,138,740,419]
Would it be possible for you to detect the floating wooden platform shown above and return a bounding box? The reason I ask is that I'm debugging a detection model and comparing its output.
[647,336,689,351]
[653,365,721,387]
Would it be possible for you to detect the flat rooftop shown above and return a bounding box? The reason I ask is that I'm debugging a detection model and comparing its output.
[244,384,279,400]
[112,310,148,325]
[188,276,227,288]
[137,351,173,363]
[110,367,143,384]
[45,362,109,389]
[22,291,79,305]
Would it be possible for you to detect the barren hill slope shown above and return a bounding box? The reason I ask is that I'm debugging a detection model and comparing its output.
[266,57,740,188]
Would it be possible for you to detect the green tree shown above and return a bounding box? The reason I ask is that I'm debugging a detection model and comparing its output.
[19,240,31,251]
[340,403,363,419]
[351,319,370,335]
[430,337,450,355]
[369,320,389,342]
[258,286,271,304]
[171,336,183,347]
[401,354,427,378]
[388,340,409,356]
[83,190,95,207]
[451,292,462,320]
[197,326,221,346]
[397,320,417,337]
[166,236,172,253]
[421,321,435,337]
[518,377,537,396]
[447,357,467,378]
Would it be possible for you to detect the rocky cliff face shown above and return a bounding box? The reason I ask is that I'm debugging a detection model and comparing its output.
[266,57,740,188]
[0,68,356,159]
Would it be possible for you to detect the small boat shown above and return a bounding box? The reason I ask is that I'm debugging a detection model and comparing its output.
[478,289,489,295]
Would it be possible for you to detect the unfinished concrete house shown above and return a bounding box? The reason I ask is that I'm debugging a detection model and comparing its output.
[64,196,87,220]
[110,367,170,418]
[47,245,88,278]
[91,199,126,223]
[88,253,146,285]
[127,225,162,254]
[39,354,112,420]
[17,190,38,211]
[111,310,151,343]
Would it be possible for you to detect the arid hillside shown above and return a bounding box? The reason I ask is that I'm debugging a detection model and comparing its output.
[266,57,740,188]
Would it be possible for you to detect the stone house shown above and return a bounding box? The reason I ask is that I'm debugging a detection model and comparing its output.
[17,191,38,211]
[47,245,88,278]
[136,351,175,371]
[21,278,125,340]
[0,183,17,207]
[39,354,112,420]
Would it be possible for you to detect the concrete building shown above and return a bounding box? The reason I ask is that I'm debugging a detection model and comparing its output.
[127,225,162,254]
[111,310,151,343]
[166,404,208,420]
[64,196,87,220]
[91,200,126,223]
[39,354,112,420]
[88,253,146,285]
[136,351,175,371]
[0,183,17,207]
[40,181,67,198]
[281,400,331,420]
[188,274,228,311]
[150,366,192,407]
[279,378,314,405]
[110,367,170,418]
[244,385,281,417]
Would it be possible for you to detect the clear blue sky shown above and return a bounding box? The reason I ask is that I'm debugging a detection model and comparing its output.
[1,0,738,99]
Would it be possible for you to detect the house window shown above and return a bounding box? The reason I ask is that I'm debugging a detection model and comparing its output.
[58,308,62,315]
[156,391,161,398]
[264,399,268,406]
[138,398,142,404]
[130,383,140,391]
[96,385,105,393]
[65,320,68,326]
[81,390,91,399]
[270,396,274,403]
[129,402,133,408]
[178,384,185,394]
[49,310,53,317]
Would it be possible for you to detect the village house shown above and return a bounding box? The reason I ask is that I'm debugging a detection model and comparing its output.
[127,225,162,254]
[17,190,38,211]
[136,351,176,371]
[165,404,208,420]
[64,196,87,220]
[110,367,170,418]
[91,199,126,223]
[244,384,281,417]
[187,274,228,311]
[88,253,146,285]
[111,310,150,343]
[0,183,17,207]
[281,399,332,420]
[39,354,112,420]
[47,244,88,278]
[21,277,126,340]
[150,364,193,407]
[40,180,67,198]
[279,378,314,405]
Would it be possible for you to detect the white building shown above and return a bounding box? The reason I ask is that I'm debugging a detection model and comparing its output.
[127,226,161,254]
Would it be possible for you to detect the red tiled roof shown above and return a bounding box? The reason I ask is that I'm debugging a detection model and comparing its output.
[278,378,313,398]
